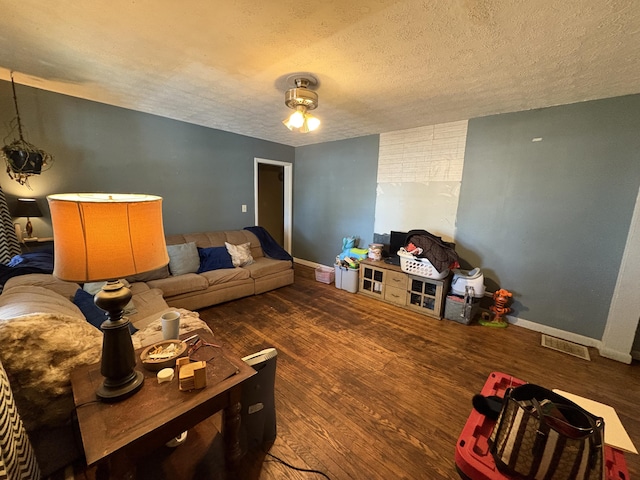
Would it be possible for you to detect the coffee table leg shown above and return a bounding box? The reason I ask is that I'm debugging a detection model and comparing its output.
[222,386,244,472]
[96,453,136,480]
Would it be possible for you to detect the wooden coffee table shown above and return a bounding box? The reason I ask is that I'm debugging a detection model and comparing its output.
[70,329,255,478]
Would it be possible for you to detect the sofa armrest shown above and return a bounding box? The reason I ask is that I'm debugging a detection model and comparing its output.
[129,282,151,295]
[0,285,84,320]
[128,288,169,328]
[2,274,81,302]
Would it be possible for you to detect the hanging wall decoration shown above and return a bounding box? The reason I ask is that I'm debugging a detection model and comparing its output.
[1,72,54,188]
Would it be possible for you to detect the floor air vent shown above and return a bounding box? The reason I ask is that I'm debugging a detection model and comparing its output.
[541,334,591,361]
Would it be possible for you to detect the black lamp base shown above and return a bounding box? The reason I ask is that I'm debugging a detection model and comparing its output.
[94,280,144,402]
[96,370,144,402]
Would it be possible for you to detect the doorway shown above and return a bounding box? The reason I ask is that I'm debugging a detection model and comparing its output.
[254,158,292,253]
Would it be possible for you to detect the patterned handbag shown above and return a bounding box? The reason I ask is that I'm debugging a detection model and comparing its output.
[490,384,604,480]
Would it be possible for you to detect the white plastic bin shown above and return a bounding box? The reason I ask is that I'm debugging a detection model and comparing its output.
[342,267,359,293]
[335,265,344,288]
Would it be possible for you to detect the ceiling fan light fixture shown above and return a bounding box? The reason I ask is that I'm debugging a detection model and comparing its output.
[283,105,307,130]
[282,75,320,133]
[305,114,321,132]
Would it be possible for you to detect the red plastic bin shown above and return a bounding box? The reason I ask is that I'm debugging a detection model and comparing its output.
[455,371,629,480]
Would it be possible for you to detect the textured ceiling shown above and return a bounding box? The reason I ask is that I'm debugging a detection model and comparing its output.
[1,1,639,147]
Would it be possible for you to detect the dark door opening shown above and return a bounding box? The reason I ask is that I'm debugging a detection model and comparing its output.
[257,163,285,247]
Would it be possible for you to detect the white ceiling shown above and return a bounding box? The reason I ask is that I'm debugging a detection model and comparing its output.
[1,1,639,147]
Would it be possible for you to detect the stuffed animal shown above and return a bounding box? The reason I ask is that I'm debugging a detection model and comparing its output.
[338,236,368,262]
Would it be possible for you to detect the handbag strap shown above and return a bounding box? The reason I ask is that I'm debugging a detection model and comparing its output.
[532,399,597,436]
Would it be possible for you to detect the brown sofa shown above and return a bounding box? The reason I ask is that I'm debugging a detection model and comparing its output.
[0,229,292,475]
[143,229,294,310]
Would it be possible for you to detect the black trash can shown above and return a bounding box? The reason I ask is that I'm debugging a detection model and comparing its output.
[240,348,278,452]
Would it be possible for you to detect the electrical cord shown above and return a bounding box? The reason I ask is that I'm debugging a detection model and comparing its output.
[264,451,332,479]
[74,399,101,409]
[73,399,331,478]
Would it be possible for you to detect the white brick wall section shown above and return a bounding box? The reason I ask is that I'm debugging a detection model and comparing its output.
[378,120,468,183]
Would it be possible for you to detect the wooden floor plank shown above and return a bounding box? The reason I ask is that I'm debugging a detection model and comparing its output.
[73,263,640,479]
[198,264,640,480]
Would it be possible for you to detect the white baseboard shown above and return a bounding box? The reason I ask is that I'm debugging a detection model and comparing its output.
[293,257,324,269]
[507,315,633,364]
[599,347,633,364]
[506,315,602,348]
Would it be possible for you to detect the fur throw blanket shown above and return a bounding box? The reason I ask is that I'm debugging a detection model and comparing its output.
[0,313,102,431]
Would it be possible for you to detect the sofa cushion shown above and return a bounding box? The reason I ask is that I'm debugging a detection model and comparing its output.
[167,242,200,276]
[0,285,84,320]
[242,257,295,279]
[0,313,102,431]
[3,274,81,302]
[147,273,209,298]
[125,264,170,283]
[169,230,265,261]
[168,231,228,248]
[225,242,255,267]
[200,266,251,285]
[197,246,234,273]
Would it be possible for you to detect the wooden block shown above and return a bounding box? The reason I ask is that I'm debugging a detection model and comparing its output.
[192,362,207,389]
[178,360,207,391]
[176,357,190,368]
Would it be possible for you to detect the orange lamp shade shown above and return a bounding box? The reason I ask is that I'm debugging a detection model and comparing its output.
[47,193,169,282]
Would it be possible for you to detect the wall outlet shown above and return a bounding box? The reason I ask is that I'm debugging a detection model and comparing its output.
[242,204,247,213]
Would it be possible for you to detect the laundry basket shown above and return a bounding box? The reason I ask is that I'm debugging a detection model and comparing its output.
[398,250,449,280]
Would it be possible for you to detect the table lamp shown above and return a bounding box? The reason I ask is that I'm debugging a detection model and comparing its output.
[14,197,43,238]
[47,193,169,401]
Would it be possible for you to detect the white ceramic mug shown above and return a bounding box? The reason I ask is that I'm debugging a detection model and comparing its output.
[161,311,181,340]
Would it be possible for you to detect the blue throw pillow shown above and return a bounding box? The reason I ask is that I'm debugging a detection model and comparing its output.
[197,246,234,273]
[73,288,138,334]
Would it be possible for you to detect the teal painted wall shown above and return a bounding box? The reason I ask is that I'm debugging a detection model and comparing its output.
[0,80,294,236]
[293,136,379,265]
[3,78,639,343]
[456,95,640,339]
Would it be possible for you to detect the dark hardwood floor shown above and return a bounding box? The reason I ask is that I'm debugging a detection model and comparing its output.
[75,264,640,479]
